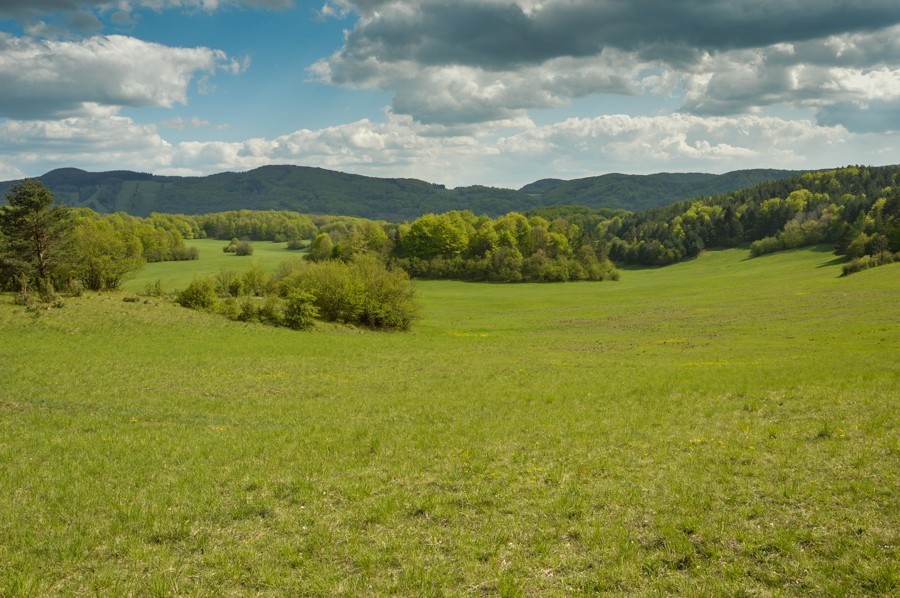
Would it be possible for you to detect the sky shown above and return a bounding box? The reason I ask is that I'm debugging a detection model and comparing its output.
[0,1,899,189]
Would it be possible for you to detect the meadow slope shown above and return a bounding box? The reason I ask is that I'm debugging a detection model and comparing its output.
[0,247,897,595]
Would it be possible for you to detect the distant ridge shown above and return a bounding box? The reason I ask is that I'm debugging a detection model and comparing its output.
[1,165,799,221]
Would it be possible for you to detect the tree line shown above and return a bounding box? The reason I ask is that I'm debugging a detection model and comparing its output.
[4,165,897,303]
[0,180,197,297]
[597,165,900,270]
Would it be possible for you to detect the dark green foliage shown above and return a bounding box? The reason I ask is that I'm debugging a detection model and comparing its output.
[0,179,72,290]
[286,238,310,250]
[537,169,799,212]
[603,165,900,268]
[2,165,799,221]
[170,246,199,261]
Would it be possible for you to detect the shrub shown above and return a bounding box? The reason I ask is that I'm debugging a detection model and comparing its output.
[350,255,419,330]
[234,241,254,256]
[171,246,199,261]
[283,289,319,330]
[287,238,310,250]
[214,269,244,297]
[176,276,217,310]
[841,250,899,276]
[749,235,784,257]
[256,296,284,326]
[278,255,419,330]
[142,279,164,297]
[241,265,270,296]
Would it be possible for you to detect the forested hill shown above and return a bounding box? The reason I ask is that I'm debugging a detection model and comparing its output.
[0,165,797,220]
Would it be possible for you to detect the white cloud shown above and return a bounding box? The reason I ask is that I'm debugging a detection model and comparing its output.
[495,113,863,179]
[0,34,238,119]
[311,1,900,134]
[681,26,900,127]
[2,109,894,189]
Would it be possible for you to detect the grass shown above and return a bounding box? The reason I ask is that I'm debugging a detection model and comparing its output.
[1,246,898,595]
[124,238,299,292]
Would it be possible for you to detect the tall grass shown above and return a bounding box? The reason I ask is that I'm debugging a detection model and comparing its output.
[1,247,897,594]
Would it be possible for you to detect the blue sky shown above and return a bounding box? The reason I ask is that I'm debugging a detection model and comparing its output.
[0,1,899,188]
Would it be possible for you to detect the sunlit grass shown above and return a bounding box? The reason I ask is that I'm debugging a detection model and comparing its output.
[1,246,897,594]
[124,238,298,292]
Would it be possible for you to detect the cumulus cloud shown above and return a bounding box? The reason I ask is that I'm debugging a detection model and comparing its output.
[680,26,900,128]
[312,1,900,131]
[3,109,893,188]
[496,114,854,177]
[0,34,242,119]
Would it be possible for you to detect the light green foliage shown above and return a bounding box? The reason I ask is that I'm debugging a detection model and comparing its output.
[124,239,296,292]
[0,247,896,594]
[68,216,146,290]
[282,289,319,330]
[240,264,270,296]
[223,238,254,256]
[197,209,316,242]
[175,275,217,310]
[173,252,418,331]
[306,232,334,262]
[400,211,473,259]
[397,210,618,282]
[277,255,419,330]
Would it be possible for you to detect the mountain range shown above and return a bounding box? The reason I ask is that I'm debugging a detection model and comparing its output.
[1,165,799,221]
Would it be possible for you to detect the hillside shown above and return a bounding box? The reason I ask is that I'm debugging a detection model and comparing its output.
[1,165,798,221]
[537,169,798,211]
[3,246,897,594]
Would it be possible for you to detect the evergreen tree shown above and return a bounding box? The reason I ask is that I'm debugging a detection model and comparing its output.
[0,179,72,289]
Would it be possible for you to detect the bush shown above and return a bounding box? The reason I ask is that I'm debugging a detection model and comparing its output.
[170,246,199,261]
[241,265,270,296]
[283,289,319,330]
[278,255,419,330]
[176,276,217,310]
[214,269,244,297]
[142,279,164,297]
[286,238,310,250]
[841,250,899,276]
[749,235,784,257]
[234,241,254,256]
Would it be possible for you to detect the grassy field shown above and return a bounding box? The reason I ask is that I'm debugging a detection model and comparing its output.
[124,238,298,292]
[1,246,897,595]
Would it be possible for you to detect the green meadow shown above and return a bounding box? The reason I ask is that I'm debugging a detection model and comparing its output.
[1,246,897,595]
[125,238,299,292]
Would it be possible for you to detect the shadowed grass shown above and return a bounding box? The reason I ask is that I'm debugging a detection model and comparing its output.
[1,246,897,595]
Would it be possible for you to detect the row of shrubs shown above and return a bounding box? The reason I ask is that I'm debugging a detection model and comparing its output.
[840,250,900,277]
[175,255,419,331]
